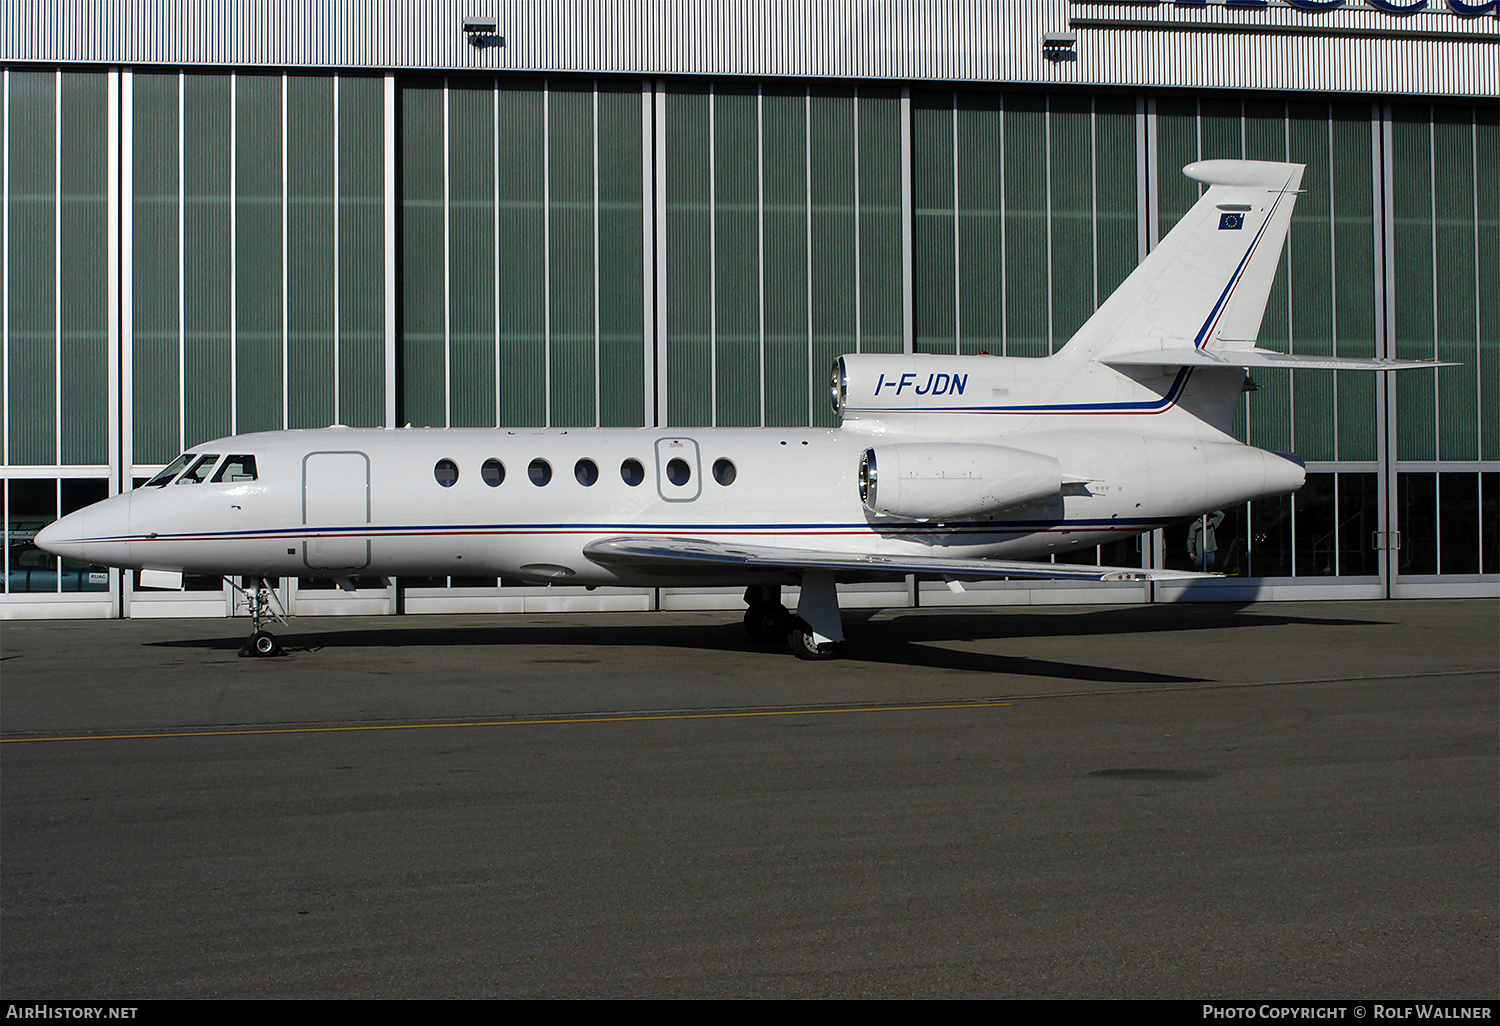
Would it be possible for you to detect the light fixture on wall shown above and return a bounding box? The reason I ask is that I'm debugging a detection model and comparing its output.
[463,17,504,49]
[1042,32,1077,62]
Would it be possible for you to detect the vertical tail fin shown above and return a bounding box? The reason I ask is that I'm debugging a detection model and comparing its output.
[1060,160,1305,364]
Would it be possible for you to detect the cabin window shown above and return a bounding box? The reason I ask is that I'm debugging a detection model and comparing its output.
[434,459,459,487]
[621,458,644,486]
[212,455,258,483]
[575,458,599,486]
[529,459,552,486]
[145,453,195,487]
[666,458,691,487]
[176,454,220,484]
[482,459,505,487]
[712,458,736,486]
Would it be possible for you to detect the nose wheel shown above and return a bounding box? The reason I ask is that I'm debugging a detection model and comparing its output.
[243,629,283,658]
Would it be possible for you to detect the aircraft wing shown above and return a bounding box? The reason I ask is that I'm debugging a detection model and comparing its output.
[1101,346,1453,371]
[582,536,1210,583]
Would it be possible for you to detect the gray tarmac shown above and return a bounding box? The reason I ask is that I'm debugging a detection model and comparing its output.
[1,598,1496,999]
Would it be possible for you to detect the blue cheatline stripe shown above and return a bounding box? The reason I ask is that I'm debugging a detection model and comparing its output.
[79,516,1171,546]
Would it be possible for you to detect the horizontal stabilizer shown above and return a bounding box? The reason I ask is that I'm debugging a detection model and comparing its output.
[584,536,1211,584]
[1102,347,1453,372]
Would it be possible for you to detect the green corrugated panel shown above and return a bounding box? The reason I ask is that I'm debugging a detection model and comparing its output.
[1433,107,1479,461]
[714,85,760,427]
[1244,101,1291,456]
[1194,100,1249,443]
[1093,94,1138,303]
[1155,97,1201,236]
[0,74,5,459]
[338,75,385,428]
[7,70,56,465]
[857,88,903,355]
[401,80,446,428]
[448,80,497,428]
[665,86,710,428]
[0,74,4,459]
[286,76,335,431]
[234,74,283,437]
[956,92,1002,357]
[1231,382,1249,446]
[496,80,546,428]
[1392,105,1438,461]
[1288,104,1334,462]
[182,75,232,448]
[1049,95,1094,351]
[1003,94,1047,358]
[1331,103,1377,462]
[1243,100,1286,162]
[761,84,808,428]
[596,83,644,429]
[1478,106,1498,462]
[131,73,179,465]
[59,72,108,466]
[912,91,955,355]
[809,86,856,427]
[1200,99,1244,161]
[547,82,596,428]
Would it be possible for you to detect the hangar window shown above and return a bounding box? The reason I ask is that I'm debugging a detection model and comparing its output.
[176,455,221,484]
[482,459,505,487]
[712,458,736,486]
[621,459,644,486]
[575,458,599,486]
[529,459,552,486]
[434,459,459,487]
[145,453,195,487]
[212,455,258,483]
[666,458,691,487]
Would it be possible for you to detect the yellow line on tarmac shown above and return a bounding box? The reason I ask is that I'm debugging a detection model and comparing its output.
[0,700,1014,744]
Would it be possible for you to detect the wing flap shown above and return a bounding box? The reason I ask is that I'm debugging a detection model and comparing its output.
[583,536,1210,583]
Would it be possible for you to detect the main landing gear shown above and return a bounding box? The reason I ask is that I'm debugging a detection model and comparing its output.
[228,576,288,657]
[742,576,844,661]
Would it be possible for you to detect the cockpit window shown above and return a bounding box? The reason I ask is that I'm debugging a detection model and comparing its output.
[176,454,220,484]
[145,453,195,487]
[211,455,258,483]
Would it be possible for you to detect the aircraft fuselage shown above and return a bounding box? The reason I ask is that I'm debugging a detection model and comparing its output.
[52,422,1302,587]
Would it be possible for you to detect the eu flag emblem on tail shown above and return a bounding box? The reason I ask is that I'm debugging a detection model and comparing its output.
[1218,212,1245,230]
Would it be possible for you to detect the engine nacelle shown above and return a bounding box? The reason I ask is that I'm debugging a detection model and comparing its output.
[858,443,1064,521]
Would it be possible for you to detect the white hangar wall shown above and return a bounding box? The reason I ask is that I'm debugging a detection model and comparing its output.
[1,0,1495,617]
[3,0,1496,96]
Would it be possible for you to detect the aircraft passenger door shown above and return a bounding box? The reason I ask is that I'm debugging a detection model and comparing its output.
[302,451,371,571]
[655,437,701,502]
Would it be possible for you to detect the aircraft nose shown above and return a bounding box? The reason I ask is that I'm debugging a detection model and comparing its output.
[35,493,134,567]
[34,509,90,562]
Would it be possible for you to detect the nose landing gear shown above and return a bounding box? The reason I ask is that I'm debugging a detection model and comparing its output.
[228,577,287,657]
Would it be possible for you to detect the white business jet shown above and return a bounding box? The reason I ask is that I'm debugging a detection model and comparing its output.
[37,160,1442,659]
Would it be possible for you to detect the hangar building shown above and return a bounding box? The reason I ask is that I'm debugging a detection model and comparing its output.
[1,0,1495,620]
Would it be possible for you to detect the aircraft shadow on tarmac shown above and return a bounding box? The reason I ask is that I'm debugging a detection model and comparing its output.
[147,604,1390,685]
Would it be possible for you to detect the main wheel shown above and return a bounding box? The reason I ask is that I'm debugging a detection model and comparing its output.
[787,620,840,661]
[743,601,792,643]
